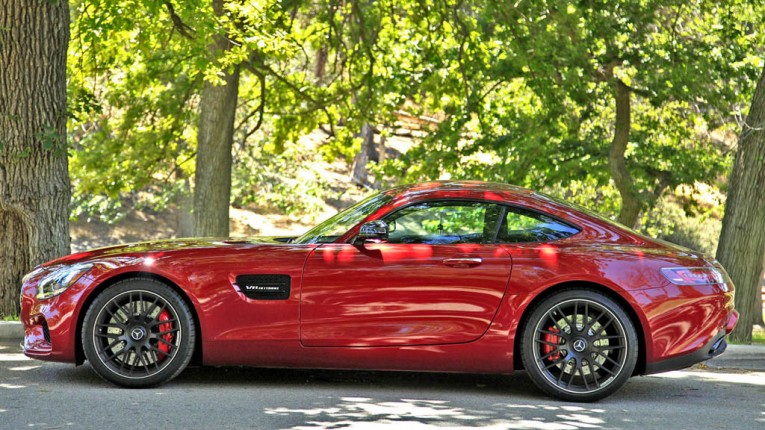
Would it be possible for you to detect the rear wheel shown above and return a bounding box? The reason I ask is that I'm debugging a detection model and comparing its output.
[520,289,638,402]
[82,278,195,387]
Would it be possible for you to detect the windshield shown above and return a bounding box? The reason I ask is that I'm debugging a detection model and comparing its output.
[293,192,392,244]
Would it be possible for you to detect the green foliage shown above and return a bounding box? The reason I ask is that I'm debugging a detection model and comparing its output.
[231,139,330,218]
[64,0,764,240]
[378,0,759,225]
[642,196,723,255]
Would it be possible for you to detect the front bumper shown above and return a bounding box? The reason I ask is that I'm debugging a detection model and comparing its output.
[20,273,92,363]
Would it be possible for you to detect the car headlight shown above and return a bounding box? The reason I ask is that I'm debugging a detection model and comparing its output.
[37,263,94,300]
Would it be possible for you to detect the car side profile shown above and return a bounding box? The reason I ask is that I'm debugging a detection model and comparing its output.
[20,181,738,401]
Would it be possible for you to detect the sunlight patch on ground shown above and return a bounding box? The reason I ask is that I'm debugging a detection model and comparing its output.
[651,370,765,386]
[0,353,31,362]
[9,365,41,371]
[267,398,610,430]
[0,383,26,389]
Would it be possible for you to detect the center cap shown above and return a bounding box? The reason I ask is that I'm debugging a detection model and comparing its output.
[572,338,588,353]
[130,326,147,341]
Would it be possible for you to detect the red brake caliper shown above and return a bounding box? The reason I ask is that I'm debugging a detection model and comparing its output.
[542,326,561,361]
[157,310,174,360]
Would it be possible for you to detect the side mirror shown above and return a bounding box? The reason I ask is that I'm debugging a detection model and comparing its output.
[357,220,389,243]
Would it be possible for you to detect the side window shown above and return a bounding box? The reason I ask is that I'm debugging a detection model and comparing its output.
[498,208,580,243]
[384,201,502,245]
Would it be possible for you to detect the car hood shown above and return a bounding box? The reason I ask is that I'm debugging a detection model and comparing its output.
[44,236,295,267]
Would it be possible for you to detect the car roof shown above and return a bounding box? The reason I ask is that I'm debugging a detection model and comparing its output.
[383,180,533,199]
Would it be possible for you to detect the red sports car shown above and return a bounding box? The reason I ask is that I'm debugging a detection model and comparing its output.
[20,181,737,401]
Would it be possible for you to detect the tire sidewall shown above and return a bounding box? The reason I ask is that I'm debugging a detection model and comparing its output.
[82,278,195,388]
[520,289,638,402]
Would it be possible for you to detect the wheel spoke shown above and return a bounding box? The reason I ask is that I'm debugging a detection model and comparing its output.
[151,318,177,328]
[573,302,579,332]
[593,334,624,341]
[593,351,622,372]
[557,359,571,385]
[128,350,139,376]
[137,348,150,374]
[155,328,180,336]
[584,308,607,333]
[99,339,123,354]
[581,361,590,391]
[149,345,169,357]
[106,299,128,324]
[587,359,601,388]
[118,347,130,372]
[567,360,579,386]
[138,291,144,317]
[543,357,566,370]
[157,337,175,349]
[96,323,124,330]
[598,315,615,333]
[535,338,560,347]
[95,332,122,339]
[539,349,562,362]
[597,344,625,352]
[555,305,574,332]
[142,296,161,320]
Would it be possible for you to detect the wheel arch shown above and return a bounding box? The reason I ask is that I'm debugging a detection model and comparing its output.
[74,271,203,367]
[512,280,647,375]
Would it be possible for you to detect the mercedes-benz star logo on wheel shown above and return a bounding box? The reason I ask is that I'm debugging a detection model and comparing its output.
[130,327,146,341]
[573,338,587,353]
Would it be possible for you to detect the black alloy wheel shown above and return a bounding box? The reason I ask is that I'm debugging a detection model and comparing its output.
[82,278,195,387]
[521,289,638,402]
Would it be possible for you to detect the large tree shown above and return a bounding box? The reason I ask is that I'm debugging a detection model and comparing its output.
[0,1,71,316]
[392,1,757,228]
[716,66,765,343]
[192,0,240,237]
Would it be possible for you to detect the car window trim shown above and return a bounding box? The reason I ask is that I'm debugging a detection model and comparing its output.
[499,205,582,244]
[350,197,581,245]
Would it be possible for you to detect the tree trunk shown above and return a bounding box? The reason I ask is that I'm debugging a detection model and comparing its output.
[608,81,642,228]
[351,123,376,187]
[314,46,328,82]
[372,132,386,190]
[0,1,71,317]
[176,177,194,237]
[193,0,240,237]
[716,66,765,344]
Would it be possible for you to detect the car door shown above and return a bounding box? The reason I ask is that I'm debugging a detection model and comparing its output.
[300,200,513,347]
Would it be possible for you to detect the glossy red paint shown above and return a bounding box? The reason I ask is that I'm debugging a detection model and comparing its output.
[20,181,737,381]
[301,243,512,347]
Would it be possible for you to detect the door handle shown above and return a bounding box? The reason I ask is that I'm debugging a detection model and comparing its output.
[442,257,483,267]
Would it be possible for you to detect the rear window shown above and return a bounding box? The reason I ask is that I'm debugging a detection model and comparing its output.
[498,207,580,243]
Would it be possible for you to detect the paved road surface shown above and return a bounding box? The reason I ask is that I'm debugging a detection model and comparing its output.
[1,341,763,429]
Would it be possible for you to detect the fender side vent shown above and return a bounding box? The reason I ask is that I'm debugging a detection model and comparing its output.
[235,274,291,300]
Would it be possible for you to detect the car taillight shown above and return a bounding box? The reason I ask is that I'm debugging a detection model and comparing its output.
[660,267,725,285]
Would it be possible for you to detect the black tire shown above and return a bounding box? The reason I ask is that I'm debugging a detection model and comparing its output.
[520,289,638,402]
[82,278,195,387]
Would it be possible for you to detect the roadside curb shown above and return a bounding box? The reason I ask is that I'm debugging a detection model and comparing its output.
[705,344,765,371]
[0,321,23,340]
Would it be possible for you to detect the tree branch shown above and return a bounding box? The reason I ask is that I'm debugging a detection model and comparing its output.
[164,2,195,40]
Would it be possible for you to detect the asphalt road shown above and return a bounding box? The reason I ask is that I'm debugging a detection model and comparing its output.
[1,342,763,430]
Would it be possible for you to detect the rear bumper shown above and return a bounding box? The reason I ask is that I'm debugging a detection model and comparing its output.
[644,310,738,375]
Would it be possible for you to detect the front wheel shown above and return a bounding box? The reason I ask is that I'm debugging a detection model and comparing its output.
[520,289,638,402]
[82,278,196,387]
